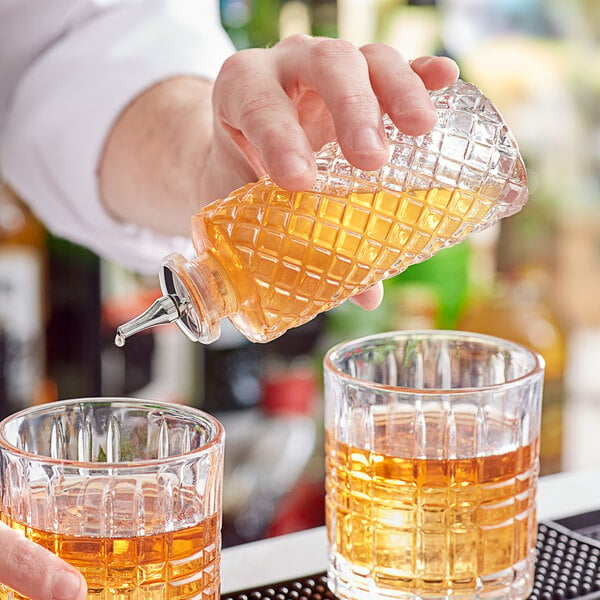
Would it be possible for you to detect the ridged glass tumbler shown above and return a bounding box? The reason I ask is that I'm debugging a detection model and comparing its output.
[0,398,224,600]
[324,330,544,600]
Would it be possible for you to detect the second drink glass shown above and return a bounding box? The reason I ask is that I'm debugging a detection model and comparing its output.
[324,330,544,600]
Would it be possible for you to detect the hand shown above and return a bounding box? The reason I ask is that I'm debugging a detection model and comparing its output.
[206,36,458,194]
[0,522,86,600]
[100,36,459,309]
[205,36,459,309]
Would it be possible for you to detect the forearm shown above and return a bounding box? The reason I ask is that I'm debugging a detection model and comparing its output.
[99,76,214,236]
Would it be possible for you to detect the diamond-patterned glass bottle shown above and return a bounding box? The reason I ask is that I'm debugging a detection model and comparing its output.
[116,80,528,345]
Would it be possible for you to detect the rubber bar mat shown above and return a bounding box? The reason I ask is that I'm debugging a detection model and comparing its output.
[222,520,600,600]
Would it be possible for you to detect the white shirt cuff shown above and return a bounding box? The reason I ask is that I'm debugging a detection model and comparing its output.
[1,1,234,274]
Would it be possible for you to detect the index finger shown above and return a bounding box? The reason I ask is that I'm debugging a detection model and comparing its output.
[213,47,317,191]
[276,38,456,170]
[0,523,86,600]
[282,36,390,172]
[360,45,455,136]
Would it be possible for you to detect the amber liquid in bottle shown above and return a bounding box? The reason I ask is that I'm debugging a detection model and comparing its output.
[191,178,495,343]
[0,511,220,600]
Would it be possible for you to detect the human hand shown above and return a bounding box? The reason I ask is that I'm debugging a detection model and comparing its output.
[0,522,86,600]
[100,36,459,309]
[202,36,459,309]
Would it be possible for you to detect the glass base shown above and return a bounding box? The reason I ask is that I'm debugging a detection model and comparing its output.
[327,550,536,600]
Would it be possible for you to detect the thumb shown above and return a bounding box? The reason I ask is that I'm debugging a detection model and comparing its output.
[0,522,87,600]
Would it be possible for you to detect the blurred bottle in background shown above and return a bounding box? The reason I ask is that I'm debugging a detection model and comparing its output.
[0,323,7,411]
[101,274,159,398]
[221,358,319,546]
[309,0,337,37]
[221,0,337,49]
[0,182,103,416]
[46,234,101,400]
[0,183,48,419]
[458,217,568,476]
[196,322,263,414]
[221,0,289,48]
[338,0,443,56]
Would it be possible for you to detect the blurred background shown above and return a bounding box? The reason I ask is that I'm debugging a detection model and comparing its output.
[2,0,600,546]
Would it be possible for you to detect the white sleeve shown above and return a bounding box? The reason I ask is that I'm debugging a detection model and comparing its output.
[0,0,235,274]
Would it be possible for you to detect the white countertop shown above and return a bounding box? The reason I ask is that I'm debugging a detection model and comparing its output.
[221,468,600,594]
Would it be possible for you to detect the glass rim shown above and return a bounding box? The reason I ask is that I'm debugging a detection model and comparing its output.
[0,397,225,469]
[324,329,545,395]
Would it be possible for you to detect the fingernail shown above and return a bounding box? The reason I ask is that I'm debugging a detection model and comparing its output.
[280,152,312,176]
[351,127,386,152]
[52,570,83,600]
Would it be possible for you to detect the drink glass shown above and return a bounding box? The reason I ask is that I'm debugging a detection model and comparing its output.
[0,398,224,600]
[324,330,544,600]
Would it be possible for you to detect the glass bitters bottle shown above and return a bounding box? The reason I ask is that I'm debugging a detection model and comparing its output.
[116,81,528,346]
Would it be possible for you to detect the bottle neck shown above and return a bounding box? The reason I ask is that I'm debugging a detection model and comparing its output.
[160,252,236,344]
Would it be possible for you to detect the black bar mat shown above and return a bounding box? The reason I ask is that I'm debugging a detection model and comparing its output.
[222,520,600,600]
[556,510,600,544]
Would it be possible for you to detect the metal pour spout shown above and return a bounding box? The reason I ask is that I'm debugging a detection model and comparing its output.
[114,295,182,347]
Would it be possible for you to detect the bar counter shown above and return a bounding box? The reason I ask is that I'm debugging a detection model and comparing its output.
[221,468,600,594]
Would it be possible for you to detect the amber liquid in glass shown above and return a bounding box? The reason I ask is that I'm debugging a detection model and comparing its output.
[192,179,494,342]
[0,513,220,600]
[325,421,538,597]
